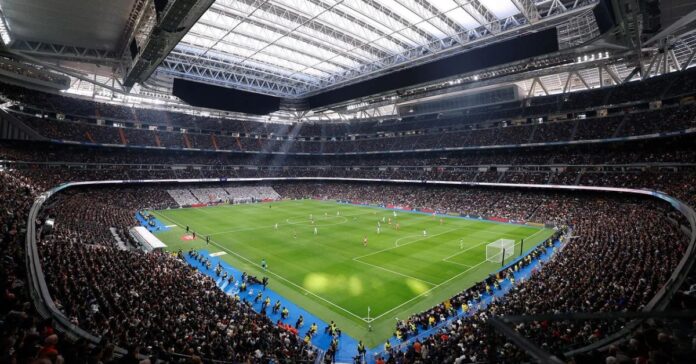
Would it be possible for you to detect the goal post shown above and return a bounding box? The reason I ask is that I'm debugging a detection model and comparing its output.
[486,239,515,264]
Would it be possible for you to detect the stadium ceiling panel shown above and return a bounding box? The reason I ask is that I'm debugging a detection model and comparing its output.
[0,0,139,60]
[158,0,599,97]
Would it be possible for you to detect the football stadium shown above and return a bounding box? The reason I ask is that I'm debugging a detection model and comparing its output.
[0,1,696,363]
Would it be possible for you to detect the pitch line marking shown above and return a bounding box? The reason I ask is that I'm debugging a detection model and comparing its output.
[164,209,372,236]
[352,259,437,286]
[441,240,490,261]
[156,213,369,323]
[353,227,461,261]
[394,235,424,247]
[285,216,348,226]
[441,260,471,268]
[158,208,553,324]
[370,227,553,322]
[369,258,490,322]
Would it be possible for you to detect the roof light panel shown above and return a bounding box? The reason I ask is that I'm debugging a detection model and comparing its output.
[198,3,361,70]
[429,0,482,30]
[322,15,408,53]
[338,0,426,48]
[315,11,405,53]
[478,0,520,19]
[244,8,379,62]
[231,44,323,75]
[182,34,325,78]
[209,37,339,76]
[229,22,356,71]
[178,36,286,73]
[273,0,407,53]
[396,0,460,36]
[375,0,448,39]
[229,7,381,62]
[173,43,318,83]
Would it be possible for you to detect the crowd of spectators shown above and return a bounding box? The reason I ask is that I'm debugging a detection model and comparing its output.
[3,66,696,156]
[0,171,132,363]
[39,235,316,363]
[1,163,693,363]
[276,182,690,363]
[11,104,696,153]
[0,59,69,87]
[3,138,695,210]
[1,66,695,363]
[166,187,280,206]
[2,135,695,167]
[43,187,177,250]
[1,173,319,363]
[3,67,695,142]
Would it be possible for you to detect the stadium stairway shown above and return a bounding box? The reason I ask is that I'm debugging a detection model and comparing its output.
[84,131,95,143]
[118,128,127,145]
[183,133,192,148]
[211,133,219,150]
[109,227,128,251]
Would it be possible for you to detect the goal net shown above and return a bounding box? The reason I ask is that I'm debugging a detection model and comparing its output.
[486,239,515,263]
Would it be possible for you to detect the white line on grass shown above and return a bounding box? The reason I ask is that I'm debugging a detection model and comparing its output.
[353,228,461,261]
[285,216,348,226]
[158,206,553,325]
[441,240,489,261]
[209,225,275,236]
[441,260,471,268]
[202,210,373,236]
[352,259,438,286]
[156,213,369,322]
[394,235,424,247]
[520,228,551,245]
[369,227,552,321]
[369,258,490,322]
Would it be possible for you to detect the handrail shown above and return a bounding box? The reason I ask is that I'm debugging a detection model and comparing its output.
[38,127,696,156]
[24,188,125,355]
[3,159,696,169]
[0,109,48,140]
[24,177,696,362]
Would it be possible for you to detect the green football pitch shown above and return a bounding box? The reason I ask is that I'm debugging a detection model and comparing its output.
[151,199,554,346]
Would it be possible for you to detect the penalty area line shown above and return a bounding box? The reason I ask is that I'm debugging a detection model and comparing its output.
[371,228,555,322]
[441,260,471,268]
[352,258,437,286]
[441,240,490,261]
[369,257,491,322]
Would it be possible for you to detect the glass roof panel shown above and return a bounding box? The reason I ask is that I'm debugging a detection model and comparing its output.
[479,0,520,19]
[246,9,381,61]
[339,0,427,47]
[162,0,597,96]
[429,0,481,29]
[374,0,448,38]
